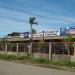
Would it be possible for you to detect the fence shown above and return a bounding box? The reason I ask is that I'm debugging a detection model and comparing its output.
[0,42,75,61]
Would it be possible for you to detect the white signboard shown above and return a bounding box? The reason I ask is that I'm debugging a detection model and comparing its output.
[33,30,60,37]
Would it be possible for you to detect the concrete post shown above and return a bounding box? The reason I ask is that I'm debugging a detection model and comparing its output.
[5,43,7,54]
[28,44,31,54]
[49,42,52,61]
[73,42,75,55]
[24,43,25,52]
[16,43,19,55]
[30,43,33,56]
[67,44,70,55]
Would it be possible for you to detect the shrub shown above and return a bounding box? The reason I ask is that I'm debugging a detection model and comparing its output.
[17,56,28,60]
[0,54,6,59]
[0,54,17,60]
[5,55,17,60]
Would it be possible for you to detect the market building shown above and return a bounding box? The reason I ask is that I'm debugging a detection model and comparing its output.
[0,27,75,61]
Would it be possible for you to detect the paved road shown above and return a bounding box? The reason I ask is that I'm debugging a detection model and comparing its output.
[0,60,75,75]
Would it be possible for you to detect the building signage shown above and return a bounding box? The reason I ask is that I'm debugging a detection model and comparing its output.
[33,30,60,37]
[68,28,75,34]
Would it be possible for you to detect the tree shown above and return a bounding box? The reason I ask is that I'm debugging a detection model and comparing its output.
[64,34,74,55]
[0,37,8,43]
[29,17,38,38]
[29,17,38,56]
[64,34,74,43]
[0,37,8,51]
[37,31,45,54]
[38,39,45,51]
[32,28,37,34]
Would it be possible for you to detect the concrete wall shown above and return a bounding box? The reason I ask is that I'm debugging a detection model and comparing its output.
[33,53,49,59]
[71,56,75,62]
[0,51,75,62]
[52,54,75,62]
[52,54,71,61]
[0,51,27,56]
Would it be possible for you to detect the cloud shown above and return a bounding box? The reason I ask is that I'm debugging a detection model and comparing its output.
[0,0,75,36]
[0,7,30,36]
[0,0,65,16]
[0,4,69,24]
[0,2,74,24]
[59,16,75,23]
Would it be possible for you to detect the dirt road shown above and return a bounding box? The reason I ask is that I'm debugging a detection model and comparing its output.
[0,60,75,75]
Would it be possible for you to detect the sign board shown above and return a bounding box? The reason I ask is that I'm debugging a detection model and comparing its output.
[64,27,75,35]
[20,32,29,38]
[33,30,60,37]
[68,29,75,34]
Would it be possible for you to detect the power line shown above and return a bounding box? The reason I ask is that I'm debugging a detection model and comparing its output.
[0,5,73,23]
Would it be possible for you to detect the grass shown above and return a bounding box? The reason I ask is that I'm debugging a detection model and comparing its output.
[0,53,75,71]
[32,58,49,64]
[51,61,75,67]
[0,54,17,60]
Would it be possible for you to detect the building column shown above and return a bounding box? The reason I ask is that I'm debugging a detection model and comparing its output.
[49,42,52,61]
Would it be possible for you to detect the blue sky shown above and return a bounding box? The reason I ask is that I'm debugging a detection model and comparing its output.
[0,0,75,37]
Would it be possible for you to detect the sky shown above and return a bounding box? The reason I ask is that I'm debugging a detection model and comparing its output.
[0,0,75,37]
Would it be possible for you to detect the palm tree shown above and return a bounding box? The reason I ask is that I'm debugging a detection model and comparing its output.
[29,17,38,56]
[32,28,37,34]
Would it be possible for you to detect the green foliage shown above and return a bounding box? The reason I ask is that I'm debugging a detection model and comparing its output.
[64,34,74,51]
[0,54,6,59]
[7,43,16,51]
[0,53,75,68]
[26,52,31,58]
[51,61,75,67]
[5,55,17,60]
[0,54,17,60]
[0,53,32,61]
[64,34,74,43]
[38,39,45,49]
[32,28,37,34]
[33,58,49,64]
[0,37,8,43]
[29,17,36,24]
[29,17,38,57]
[17,56,28,60]
[29,17,38,25]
